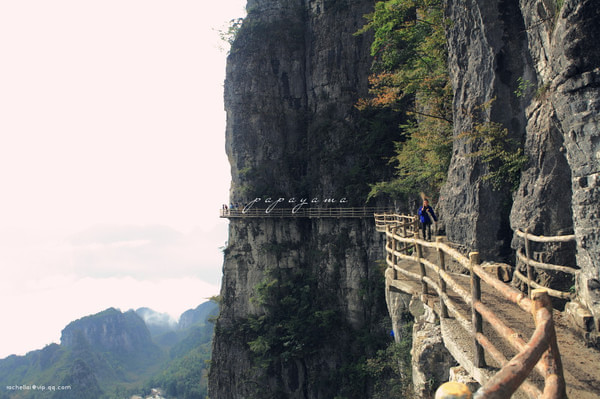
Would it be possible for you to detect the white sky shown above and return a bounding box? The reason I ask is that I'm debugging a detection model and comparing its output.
[0,0,246,358]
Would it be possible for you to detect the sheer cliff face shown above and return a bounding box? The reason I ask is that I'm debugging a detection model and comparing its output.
[225,0,378,204]
[440,0,600,319]
[210,1,393,398]
[439,0,536,259]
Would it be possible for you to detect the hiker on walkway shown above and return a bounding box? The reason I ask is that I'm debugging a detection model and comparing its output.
[418,199,437,241]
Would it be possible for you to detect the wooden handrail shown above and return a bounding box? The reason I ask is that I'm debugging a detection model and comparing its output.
[515,228,578,299]
[377,214,567,398]
[515,229,576,243]
[516,248,578,274]
[513,269,574,300]
[473,290,564,399]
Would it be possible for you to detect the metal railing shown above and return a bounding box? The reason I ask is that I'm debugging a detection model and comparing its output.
[221,207,393,218]
[375,214,567,399]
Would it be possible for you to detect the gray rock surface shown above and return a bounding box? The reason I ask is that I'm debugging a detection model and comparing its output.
[409,299,456,398]
[439,0,534,261]
[209,1,398,397]
[211,0,600,395]
[441,0,600,329]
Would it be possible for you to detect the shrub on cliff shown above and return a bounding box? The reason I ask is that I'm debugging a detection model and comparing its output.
[356,0,453,202]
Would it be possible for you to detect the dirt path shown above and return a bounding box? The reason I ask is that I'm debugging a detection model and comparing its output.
[390,245,600,398]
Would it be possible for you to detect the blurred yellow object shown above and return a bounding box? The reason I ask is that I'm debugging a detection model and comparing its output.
[435,381,472,399]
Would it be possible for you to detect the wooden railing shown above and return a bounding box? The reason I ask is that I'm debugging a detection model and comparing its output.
[374,213,567,399]
[221,207,392,218]
[374,213,418,232]
[514,229,579,300]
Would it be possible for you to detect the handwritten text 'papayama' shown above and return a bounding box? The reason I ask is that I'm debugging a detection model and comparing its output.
[243,197,348,214]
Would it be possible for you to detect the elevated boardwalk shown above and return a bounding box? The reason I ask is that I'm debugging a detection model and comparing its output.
[220,207,391,219]
[375,213,600,399]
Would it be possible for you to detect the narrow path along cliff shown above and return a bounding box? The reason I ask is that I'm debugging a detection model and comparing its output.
[386,240,600,398]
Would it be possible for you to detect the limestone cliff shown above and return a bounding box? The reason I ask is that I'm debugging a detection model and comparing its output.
[439,0,600,325]
[210,0,600,396]
[209,1,399,398]
[61,308,156,354]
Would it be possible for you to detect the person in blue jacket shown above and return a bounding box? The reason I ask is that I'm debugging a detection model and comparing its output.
[418,199,437,241]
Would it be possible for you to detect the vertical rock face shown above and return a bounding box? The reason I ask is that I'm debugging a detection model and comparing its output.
[211,0,600,394]
[537,0,600,324]
[439,0,534,260]
[225,0,389,204]
[211,218,387,398]
[210,1,399,397]
[441,0,600,322]
[410,301,455,398]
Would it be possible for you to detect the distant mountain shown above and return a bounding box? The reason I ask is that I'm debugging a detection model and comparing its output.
[177,302,218,331]
[0,301,219,399]
[145,302,219,398]
[62,308,158,354]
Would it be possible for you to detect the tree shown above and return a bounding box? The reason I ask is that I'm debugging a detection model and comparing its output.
[356,0,452,202]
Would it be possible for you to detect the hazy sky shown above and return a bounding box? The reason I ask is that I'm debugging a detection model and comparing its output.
[0,0,246,358]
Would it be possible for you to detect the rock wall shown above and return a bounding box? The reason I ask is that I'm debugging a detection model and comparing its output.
[210,218,387,398]
[531,0,600,329]
[439,0,534,260]
[225,0,394,205]
[210,0,600,395]
[386,280,456,398]
[209,1,400,397]
[440,0,600,327]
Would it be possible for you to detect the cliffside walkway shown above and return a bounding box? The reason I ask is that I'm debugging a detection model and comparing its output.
[374,213,600,399]
[220,207,392,218]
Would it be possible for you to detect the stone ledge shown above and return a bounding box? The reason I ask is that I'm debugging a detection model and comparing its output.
[439,318,495,387]
[565,301,594,332]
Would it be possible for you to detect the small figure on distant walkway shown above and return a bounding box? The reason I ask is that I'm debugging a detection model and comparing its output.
[418,198,437,241]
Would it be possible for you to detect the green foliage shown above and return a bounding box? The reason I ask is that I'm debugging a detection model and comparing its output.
[357,0,453,202]
[220,252,395,398]
[357,0,451,110]
[368,116,452,200]
[514,77,535,98]
[462,119,528,191]
[535,81,551,100]
[364,321,413,398]
[148,345,211,399]
[219,18,244,47]
[245,268,341,369]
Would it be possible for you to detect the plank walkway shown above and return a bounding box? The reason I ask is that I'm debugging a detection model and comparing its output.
[387,238,600,398]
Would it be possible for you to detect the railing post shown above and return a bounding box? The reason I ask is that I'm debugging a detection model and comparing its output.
[470,251,486,368]
[525,228,532,298]
[402,222,408,252]
[437,237,449,318]
[416,240,428,295]
[394,226,401,257]
[531,289,567,399]
[390,226,398,280]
